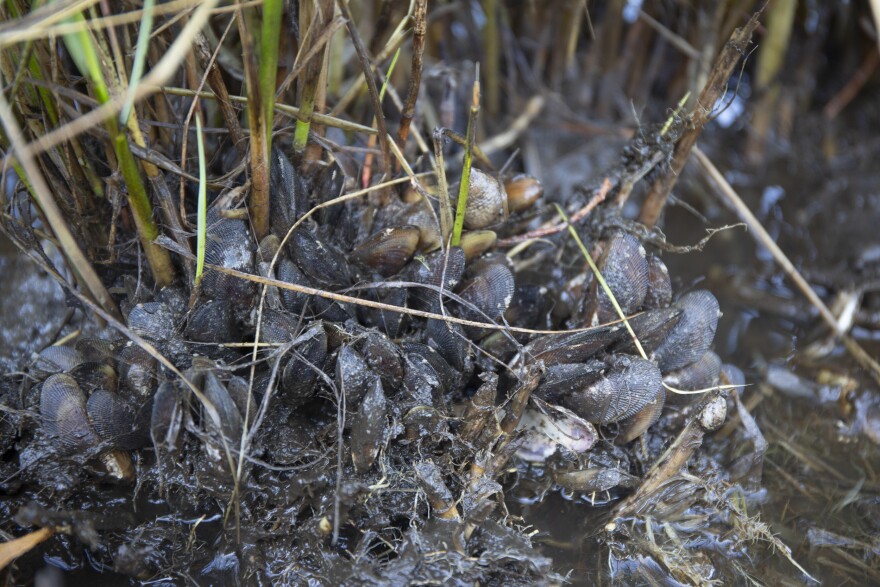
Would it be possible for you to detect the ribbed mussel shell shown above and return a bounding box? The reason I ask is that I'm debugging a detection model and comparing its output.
[643,254,672,309]
[200,212,255,303]
[402,247,466,312]
[562,354,662,424]
[292,228,351,290]
[651,290,720,373]
[592,232,649,324]
[40,374,100,452]
[455,262,515,322]
[281,323,328,406]
[350,226,420,277]
[86,390,147,450]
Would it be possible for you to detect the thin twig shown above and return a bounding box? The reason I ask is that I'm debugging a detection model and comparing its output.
[397,0,427,153]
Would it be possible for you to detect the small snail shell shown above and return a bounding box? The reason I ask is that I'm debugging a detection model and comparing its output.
[504,174,544,213]
[464,168,508,230]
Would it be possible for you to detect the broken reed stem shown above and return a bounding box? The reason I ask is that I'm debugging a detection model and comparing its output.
[483,0,499,116]
[433,129,453,245]
[396,0,427,153]
[693,146,880,388]
[451,69,480,247]
[638,10,762,228]
[194,32,244,154]
[238,4,270,240]
[337,0,392,185]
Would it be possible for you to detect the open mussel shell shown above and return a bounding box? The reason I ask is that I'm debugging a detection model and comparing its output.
[643,254,672,309]
[592,232,649,324]
[292,228,351,290]
[504,173,543,214]
[394,201,441,252]
[464,168,508,230]
[402,247,466,312]
[40,374,100,453]
[86,390,148,450]
[515,398,597,462]
[32,346,83,377]
[663,351,722,406]
[350,225,420,277]
[351,378,387,473]
[562,354,662,425]
[652,290,720,373]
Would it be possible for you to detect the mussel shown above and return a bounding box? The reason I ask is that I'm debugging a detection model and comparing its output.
[651,290,720,373]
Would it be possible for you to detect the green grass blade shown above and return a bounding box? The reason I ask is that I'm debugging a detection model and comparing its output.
[61,13,109,104]
[120,0,155,125]
[379,47,401,102]
[195,114,207,286]
[260,0,283,151]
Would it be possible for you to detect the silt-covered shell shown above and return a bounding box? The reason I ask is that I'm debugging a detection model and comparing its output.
[562,354,662,424]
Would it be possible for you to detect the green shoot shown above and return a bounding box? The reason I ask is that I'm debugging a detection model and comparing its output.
[120,0,155,126]
[451,66,480,247]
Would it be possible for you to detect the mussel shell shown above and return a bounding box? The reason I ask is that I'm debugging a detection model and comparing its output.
[458,230,497,261]
[396,201,441,252]
[355,331,404,390]
[593,232,649,324]
[359,287,407,339]
[535,361,607,404]
[505,284,545,329]
[128,301,181,345]
[663,351,722,406]
[281,328,327,406]
[504,174,543,213]
[610,307,682,356]
[292,228,351,290]
[402,351,446,407]
[553,467,639,493]
[74,338,117,363]
[67,361,118,394]
[516,399,597,462]
[350,225,420,277]
[401,342,458,399]
[652,290,720,373]
[615,388,666,444]
[335,345,376,404]
[32,346,83,377]
[403,247,466,312]
[203,372,242,444]
[643,254,672,309]
[456,262,515,321]
[200,212,256,303]
[269,147,309,238]
[86,390,147,450]
[563,354,662,424]
[116,343,157,403]
[40,374,100,453]
[258,234,281,263]
[258,309,298,344]
[517,323,625,368]
[151,382,185,453]
[351,378,387,473]
[278,258,313,316]
[313,160,345,230]
[425,319,469,372]
[464,168,508,230]
[185,299,236,344]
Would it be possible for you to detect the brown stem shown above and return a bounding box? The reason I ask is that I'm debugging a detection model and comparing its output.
[194,31,244,155]
[396,0,427,155]
[638,9,763,228]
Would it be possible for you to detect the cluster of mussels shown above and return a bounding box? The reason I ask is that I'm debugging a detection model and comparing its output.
[26,147,741,500]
